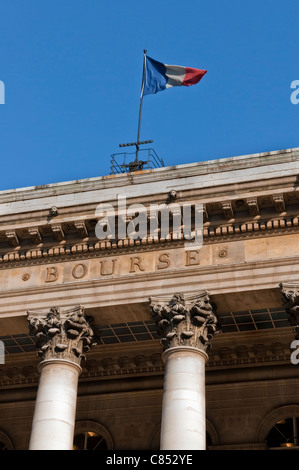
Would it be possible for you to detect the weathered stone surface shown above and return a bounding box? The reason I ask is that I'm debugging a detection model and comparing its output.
[280,282,299,338]
[27,305,96,365]
[149,292,221,352]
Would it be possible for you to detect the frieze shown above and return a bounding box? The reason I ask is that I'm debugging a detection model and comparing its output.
[0,247,207,292]
[0,231,299,291]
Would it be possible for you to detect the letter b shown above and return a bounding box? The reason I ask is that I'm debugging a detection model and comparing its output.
[45,266,59,282]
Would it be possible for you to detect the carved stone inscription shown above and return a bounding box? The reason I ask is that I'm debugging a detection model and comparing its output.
[1,241,246,291]
[10,248,204,289]
[42,249,200,283]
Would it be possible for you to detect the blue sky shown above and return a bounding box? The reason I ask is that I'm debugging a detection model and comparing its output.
[0,0,298,191]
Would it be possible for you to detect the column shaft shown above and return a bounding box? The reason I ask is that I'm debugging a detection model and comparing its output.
[150,292,220,450]
[29,360,81,450]
[27,305,95,450]
[160,347,207,450]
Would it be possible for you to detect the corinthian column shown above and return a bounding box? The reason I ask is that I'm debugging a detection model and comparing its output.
[150,292,220,450]
[280,282,299,338]
[27,305,95,450]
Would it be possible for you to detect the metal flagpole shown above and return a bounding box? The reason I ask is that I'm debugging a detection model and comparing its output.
[135,49,147,161]
[118,50,153,172]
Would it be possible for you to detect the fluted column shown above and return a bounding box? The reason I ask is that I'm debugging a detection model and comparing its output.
[150,292,220,450]
[27,305,95,450]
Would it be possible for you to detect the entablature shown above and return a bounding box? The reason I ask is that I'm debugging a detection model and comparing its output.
[0,189,298,262]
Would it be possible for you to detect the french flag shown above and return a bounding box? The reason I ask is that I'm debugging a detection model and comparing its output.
[142,55,207,96]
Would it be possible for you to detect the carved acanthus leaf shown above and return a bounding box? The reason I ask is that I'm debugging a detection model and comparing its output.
[149,292,221,352]
[74,221,88,237]
[6,230,19,247]
[51,224,64,241]
[27,305,96,365]
[273,195,285,213]
[246,198,259,216]
[280,282,299,338]
[28,228,42,244]
[221,202,234,220]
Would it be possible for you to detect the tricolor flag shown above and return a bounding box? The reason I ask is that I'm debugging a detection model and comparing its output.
[142,55,207,97]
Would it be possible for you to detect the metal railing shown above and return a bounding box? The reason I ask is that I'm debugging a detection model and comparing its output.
[110,148,164,174]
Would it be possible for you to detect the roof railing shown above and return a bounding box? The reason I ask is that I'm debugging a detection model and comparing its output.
[110,147,164,174]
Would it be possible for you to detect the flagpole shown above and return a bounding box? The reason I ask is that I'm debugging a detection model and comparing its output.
[119,50,153,172]
[135,49,147,161]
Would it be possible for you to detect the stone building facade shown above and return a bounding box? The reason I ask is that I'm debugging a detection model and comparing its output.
[1,147,299,450]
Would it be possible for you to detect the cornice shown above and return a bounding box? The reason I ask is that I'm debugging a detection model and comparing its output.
[0,208,299,267]
[0,149,298,232]
[0,148,297,202]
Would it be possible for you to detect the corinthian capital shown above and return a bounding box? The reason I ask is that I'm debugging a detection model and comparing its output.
[280,282,299,338]
[27,305,96,366]
[149,292,221,352]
